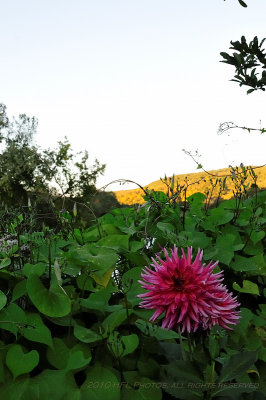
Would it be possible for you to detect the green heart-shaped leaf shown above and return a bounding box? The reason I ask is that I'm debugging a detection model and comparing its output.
[20,312,53,347]
[27,274,71,317]
[250,230,265,245]
[6,344,39,379]
[121,334,139,357]
[233,280,260,295]
[23,262,46,277]
[74,324,102,343]
[0,303,26,337]
[47,338,92,371]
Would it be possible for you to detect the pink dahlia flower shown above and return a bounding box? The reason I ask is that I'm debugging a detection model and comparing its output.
[138,246,240,333]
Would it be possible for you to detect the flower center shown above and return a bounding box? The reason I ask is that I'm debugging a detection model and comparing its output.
[173,277,185,288]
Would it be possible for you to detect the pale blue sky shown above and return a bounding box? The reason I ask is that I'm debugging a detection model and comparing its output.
[1,0,266,190]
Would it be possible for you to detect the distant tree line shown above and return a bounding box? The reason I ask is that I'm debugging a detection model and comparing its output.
[0,103,120,232]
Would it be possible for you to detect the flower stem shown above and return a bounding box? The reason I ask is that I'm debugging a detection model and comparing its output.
[178,325,186,361]
[188,333,193,361]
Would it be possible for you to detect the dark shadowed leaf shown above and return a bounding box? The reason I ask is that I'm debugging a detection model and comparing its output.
[218,351,257,383]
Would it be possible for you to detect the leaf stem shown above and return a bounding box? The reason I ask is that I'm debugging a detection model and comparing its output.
[178,325,186,361]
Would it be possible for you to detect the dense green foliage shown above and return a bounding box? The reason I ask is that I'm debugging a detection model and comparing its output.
[0,186,265,399]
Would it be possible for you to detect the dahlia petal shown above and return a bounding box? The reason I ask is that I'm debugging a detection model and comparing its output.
[162,316,171,329]
[220,317,239,325]
[137,292,152,298]
[188,307,199,323]
[197,306,209,318]
[187,247,192,264]
[198,299,211,309]
[186,317,191,333]
[218,321,232,330]
[190,301,199,315]
[150,307,164,321]
[191,248,203,268]
[171,245,179,264]
[168,314,177,330]
[206,260,219,270]
[177,301,188,323]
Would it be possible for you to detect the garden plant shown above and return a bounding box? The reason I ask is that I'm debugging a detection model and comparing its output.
[0,175,265,399]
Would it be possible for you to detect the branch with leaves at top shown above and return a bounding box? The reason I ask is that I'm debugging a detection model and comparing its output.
[220,36,266,93]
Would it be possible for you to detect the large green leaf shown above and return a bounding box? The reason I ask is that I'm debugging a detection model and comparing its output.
[20,312,53,347]
[80,365,120,400]
[160,360,203,399]
[22,263,46,277]
[66,344,92,371]
[233,280,260,295]
[215,234,235,265]
[250,230,265,245]
[187,192,206,207]
[102,309,133,333]
[6,344,39,379]
[46,338,69,369]
[156,222,175,235]
[27,274,71,317]
[86,245,118,276]
[220,225,244,248]
[121,334,139,356]
[22,370,77,400]
[77,274,95,291]
[218,351,257,383]
[231,255,262,272]
[235,207,252,226]
[12,280,27,301]
[66,244,118,277]
[73,324,102,344]
[162,360,203,383]
[129,239,145,252]
[0,303,26,337]
[80,289,111,312]
[96,234,130,251]
[190,231,211,249]
[243,239,263,256]
[0,376,30,400]
[203,207,234,229]
[47,338,91,370]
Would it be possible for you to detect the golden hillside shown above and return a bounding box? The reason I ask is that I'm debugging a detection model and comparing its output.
[114,166,266,205]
